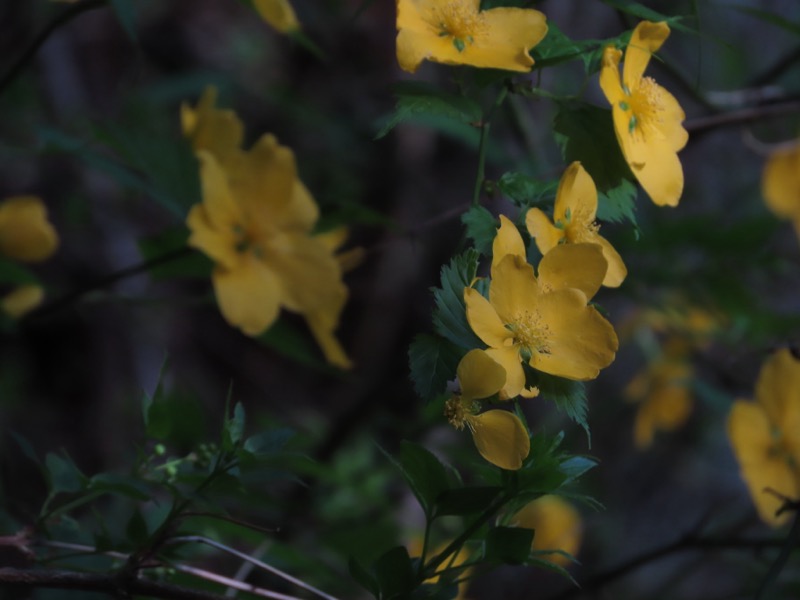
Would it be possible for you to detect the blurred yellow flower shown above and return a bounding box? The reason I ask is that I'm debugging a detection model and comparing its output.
[762,140,800,239]
[510,495,582,567]
[396,0,547,74]
[409,539,472,599]
[624,338,693,449]
[599,21,688,207]
[728,348,800,527]
[526,162,627,287]
[465,219,617,397]
[444,349,531,470]
[253,0,300,33]
[183,90,352,368]
[1,285,45,319]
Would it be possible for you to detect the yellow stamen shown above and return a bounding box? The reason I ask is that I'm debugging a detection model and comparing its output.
[625,76,666,141]
[508,310,551,357]
[428,1,487,48]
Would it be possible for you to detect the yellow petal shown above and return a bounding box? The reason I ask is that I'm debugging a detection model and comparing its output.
[554,162,598,227]
[305,308,352,369]
[186,205,239,270]
[658,86,689,152]
[237,134,298,226]
[594,235,627,288]
[281,181,319,232]
[195,152,243,230]
[485,346,527,400]
[537,243,607,300]
[489,254,540,325]
[532,289,618,380]
[492,215,526,271]
[623,21,670,90]
[762,144,800,222]
[525,207,563,256]
[629,137,684,207]
[212,257,282,336]
[728,401,798,527]
[253,0,300,33]
[469,409,530,470]
[2,285,45,318]
[459,7,547,72]
[599,46,624,105]
[755,348,800,464]
[631,363,692,449]
[457,348,506,401]
[182,87,244,169]
[464,286,512,349]
[511,495,582,567]
[0,196,59,263]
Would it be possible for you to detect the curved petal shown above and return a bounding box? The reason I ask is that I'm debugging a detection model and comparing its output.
[2,285,45,318]
[525,207,563,256]
[0,196,59,263]
[305,307,352,369]
[623,21,670,90]
[728,401,798,527]
[465,287,512,349]
[594,235,627,288]
[489,254,541,324]
[236,134,297,225]
[756,349,800,447]
[458,348,506,401]
[658,86,689,151]
[470,409,530,470]
[281,181,319,232]
[555,162,598,226]
[212,258,282,336]
[465,7,547,72]
[485,346,526,399]
[629,138,684,207]
[253,0,300,33]
[492,215,526,271]
[612,103,644,167]
[196,152,243,230]
[511,495,582,567]
[762,145,800,220]
[537,243,607,299]
[532,289,618,380]
[182,87,244,169]
[186,204,239,270]
[599,47,624,105]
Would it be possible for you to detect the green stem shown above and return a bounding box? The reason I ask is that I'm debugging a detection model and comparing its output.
[0,0,109,96]
[471,85,509,207]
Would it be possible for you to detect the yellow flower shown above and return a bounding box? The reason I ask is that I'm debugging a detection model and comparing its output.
[762,140,800,239]
[465,219,617,396]
[0,196,59,263]
[728,348,800,527]
[510,495,582,567]
[408,539,472,600]
[624,338,693,449]
[395,0,547,74]
[183,91,351,369]
[599,21,688,207]
[253,0,300,33]
[1,285,45,319]
[444,349,531,470]
[525,162,627,288]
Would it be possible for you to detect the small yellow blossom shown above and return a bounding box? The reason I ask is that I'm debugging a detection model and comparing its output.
[183,90,351,368]
[728,348,800,527]
[1,285,45,319]
[599,21,688,207]
[0,196,59,263]
[253,0,300,33]
[624,338,693,449]
[510,495,582,567]
[526,162,627,287]
[466,219,617,396]
[762,140,800,240]
[408,539,472,599]
[395,0,547,74]
[445,349,531,470]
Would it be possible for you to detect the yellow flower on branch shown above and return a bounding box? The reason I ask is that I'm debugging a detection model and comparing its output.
[253,0,300,33]
[395,0,548,74]
[465,217,617,397]
[762,140,800,240]
[510,495,582,567]
[183,90,352,369]
[526,162,627,287]
[728,348,800,527]
[444,349,531,470]
[599,21,688,207]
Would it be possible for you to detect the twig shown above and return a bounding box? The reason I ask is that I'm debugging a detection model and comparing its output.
[685,99,800,136]
[174,564,304,600]
[0,0,108,96]
[755,506,800,599]
[167,536,340,600]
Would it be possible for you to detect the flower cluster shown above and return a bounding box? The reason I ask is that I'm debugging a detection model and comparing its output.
[728,348,800,527]
[183,87,354,369]
[0,196,59,318]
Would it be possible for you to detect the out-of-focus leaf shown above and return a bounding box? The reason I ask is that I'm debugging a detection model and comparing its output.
[432,250,484,349]
[559,456,598,484]
[258,318,333,372]
[0,258,37,284]
[373,546,415,599]
[532,371,589,439]
[408,333,463,401]
[462,205,498,255]
[45,453,85,495]
[497,172,558,209]
[375,82,481,140]
[600,0,691,32]
[434,486,504,517]
[88,473,151,501]
[222,402,246,451]
[382,441,451,518]
[137,229,212,280]
[349,556,379,597]
[110,0,137,41]
[485,526,534,565]
[726,5,800,35]
[243,428,294,456]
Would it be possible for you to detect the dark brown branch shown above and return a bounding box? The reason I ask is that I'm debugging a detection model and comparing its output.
[0,567,228,600]
[685,99,800,136]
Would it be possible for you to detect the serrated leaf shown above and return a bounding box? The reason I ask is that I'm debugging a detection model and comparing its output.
[461,205,497,255]
[434,486,504,517]
[375,82,481,140]
[373,546,415,599]
[530,22,587,69]
[432,250,484,349]
[496,172,559,209]
[110,0,137,42]
[408,334,463,401]
[553,102,637,224]
[485,526,534,565]
[381,441,451,518]
[533,372,589,438]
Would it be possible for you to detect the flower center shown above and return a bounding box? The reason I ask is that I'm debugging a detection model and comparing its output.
[429,1,487,52]
[620,77,666,140]
[507,310,551,359]
[232,223,265,259]
[445,395,479,431]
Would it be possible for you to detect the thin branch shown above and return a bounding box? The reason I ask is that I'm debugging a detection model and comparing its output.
[174,564,305,600]
[0,0,108,96]
[685,98,800,136]
[756,507,800,599]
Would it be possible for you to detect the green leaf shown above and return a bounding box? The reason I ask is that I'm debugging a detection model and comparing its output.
[88,473,151,501]
[10,431,42,468]
[530,22,588,69]
[373,546,415,599]
[559,456,598,484]
[726,5,800,36]
[461,205,498,255]
[375,82,482,140]
[0,258,38,285]
[125,508,149,546]
[349,556,379,597]
[553,102,637,225]
[485,526,534,565]
[432,250,484,349]
[496,172,558,209]
[532,372,589,439]
[45,453,85,495]
[382,441,451,518]
[600,0,692,32]
[243,428,294,456]
[110,0,137,42]
[223,402,246,451]
[408,334,463,401]
[258,318,332,372]
[434,486,504,517]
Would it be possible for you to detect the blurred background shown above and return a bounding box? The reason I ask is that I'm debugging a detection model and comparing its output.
[1,0,800,598]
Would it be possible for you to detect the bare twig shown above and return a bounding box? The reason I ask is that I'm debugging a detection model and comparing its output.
[174,564,303,600]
